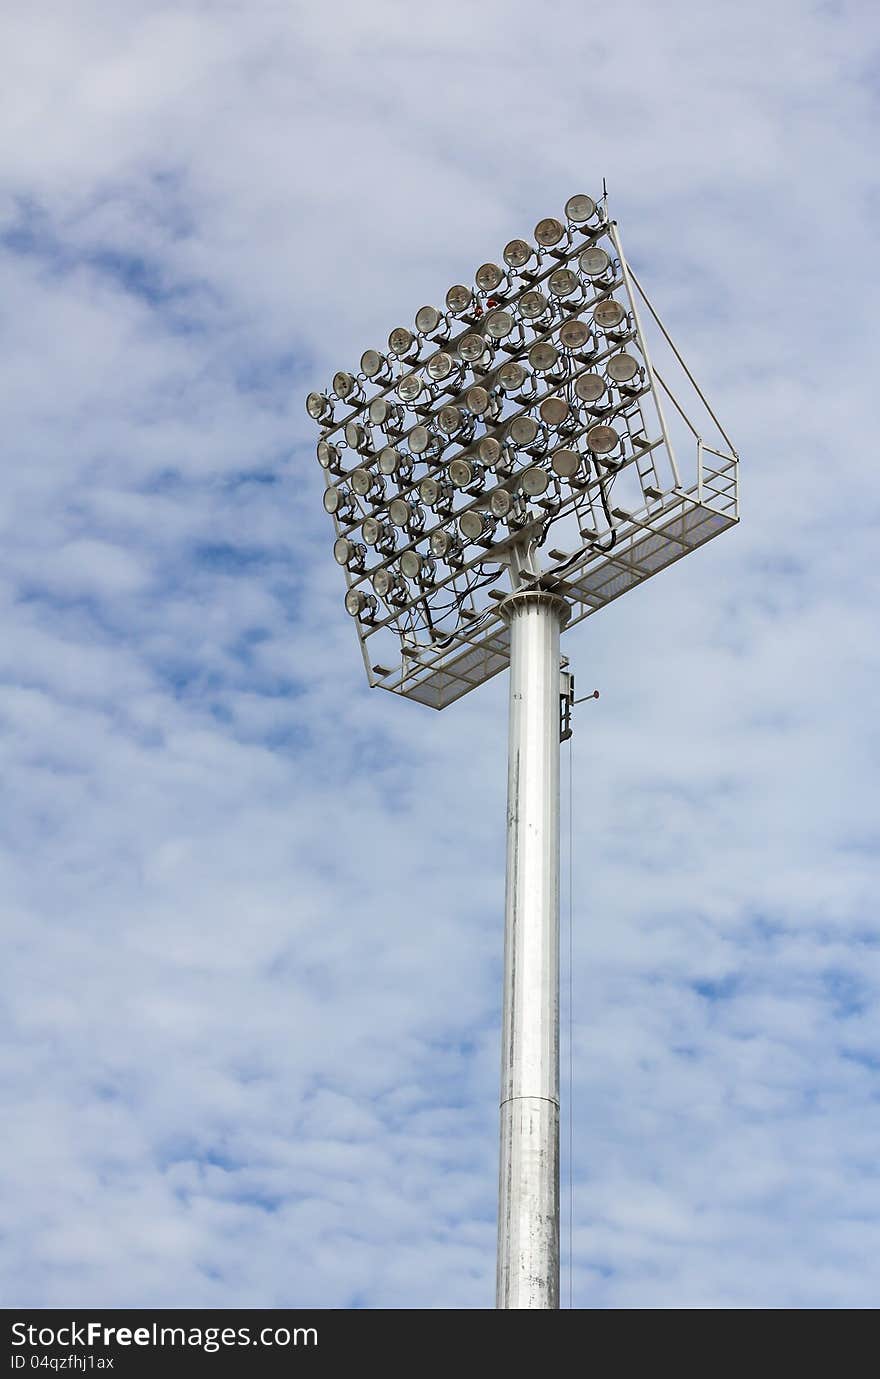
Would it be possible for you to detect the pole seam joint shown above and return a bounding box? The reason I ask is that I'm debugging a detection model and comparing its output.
[499,1095,560,1110]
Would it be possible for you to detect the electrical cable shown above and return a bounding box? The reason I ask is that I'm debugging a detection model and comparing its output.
[591,460,618,552]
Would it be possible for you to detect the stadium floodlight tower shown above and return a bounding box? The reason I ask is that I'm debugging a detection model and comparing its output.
[305,192,739,1309]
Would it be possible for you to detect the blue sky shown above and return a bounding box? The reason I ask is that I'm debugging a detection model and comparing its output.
[1,0,879,1308]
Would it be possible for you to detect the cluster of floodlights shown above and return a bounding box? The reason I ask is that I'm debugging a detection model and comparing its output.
[307,194,654,640]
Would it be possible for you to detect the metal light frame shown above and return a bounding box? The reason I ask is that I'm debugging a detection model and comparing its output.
[307,197,739,708]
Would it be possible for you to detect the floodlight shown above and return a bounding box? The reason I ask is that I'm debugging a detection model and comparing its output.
[550,447,581,479]
[575,372,606,403]
[333,370,358,401]
[485,310,514,340]
[419,476,452,508]
[558,318,591,351]
[351,467,384,502]
[520,466,550,497]
[333,536,365,569]
[344,588,376,619]
[398,374,424,403]
[368,398,394,428]
[344,421,370,452]
[587,423,619,454]
[388,326,416,356]
[564,193,596,223]
[489,487,514,518]
[476,262,505,292]
[388,496,413,527]
[498,361,527,392]
[465,385,491,415]
[415,304,444,335]
[361,348,390,380]
[449,456,482,489]
[418,476,439,506]
[371,567,396,598]
[534,217,565,246]
[593,299,626,330]
[446,284,472,315]
[508,415,540,448]
[438,404,466,435]
[378,445,404,476]
[528,341,559,373]
[522,422,548,455]
[306,391,332,421]
[459,332,490,363]
[548,268,579,298]
[606,352,640,383]
[519,290,549,319]
[427,351,457,382]
[503,238,533,269]
[406,423,431,454]
[317,439,342,471]
[478,436,502,466]
[408,424,438,456]
[579,246,611,278]
[361,514,393,547]
[460,510,495,542]
[322,485,354,519]
[539,396,569,428]
[429,528,463,562]
[400,549,431,582]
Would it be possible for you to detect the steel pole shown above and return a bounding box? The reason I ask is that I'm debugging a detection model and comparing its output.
[496,588,569,1309]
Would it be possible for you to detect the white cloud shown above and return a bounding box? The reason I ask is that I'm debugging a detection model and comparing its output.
[0,0,878,1309]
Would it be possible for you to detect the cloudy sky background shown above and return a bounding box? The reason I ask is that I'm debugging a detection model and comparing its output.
[1,0,878,1308]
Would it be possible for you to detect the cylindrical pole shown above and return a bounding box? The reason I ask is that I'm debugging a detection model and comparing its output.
[496,589,569,1309]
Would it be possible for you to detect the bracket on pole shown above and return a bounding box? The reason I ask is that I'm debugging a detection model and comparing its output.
[560,673,600,742]
[560,671,574,742]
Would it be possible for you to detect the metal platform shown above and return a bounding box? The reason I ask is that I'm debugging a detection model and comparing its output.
[394,461,737,708]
